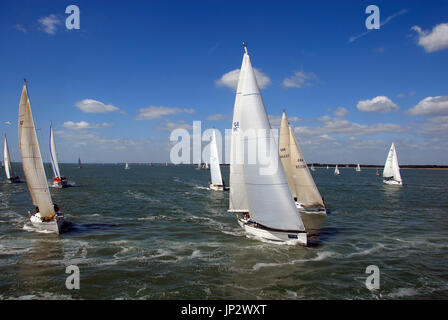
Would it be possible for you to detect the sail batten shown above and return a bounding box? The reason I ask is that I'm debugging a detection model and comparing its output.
[18,83,55,218]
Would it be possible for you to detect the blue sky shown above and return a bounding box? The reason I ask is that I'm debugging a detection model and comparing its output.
[1,0,447,164]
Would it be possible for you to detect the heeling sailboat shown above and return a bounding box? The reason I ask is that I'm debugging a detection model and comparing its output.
[209,129,228,191]
[3,134,21,183]
[334,164,340,175]
[355,163,361,172]
[235,45,307,245]
[279,112,326,214]
[49,124,68,188]
[124,161,130,170]
[383,142,403,185]
[18,81,65,233]
[78,157,82,168]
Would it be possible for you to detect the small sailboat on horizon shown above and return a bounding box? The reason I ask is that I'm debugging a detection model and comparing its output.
[19,81,67,234]
[49,124,69,188]
[3,134,21,183]
[78,157,82,168]
[334,164,340,175]
[208,129,228,191]
[383,142,403,186]
[355,163,361,172]
[124,161,130,170]
[310,163,315,171]
[230,44,307,245]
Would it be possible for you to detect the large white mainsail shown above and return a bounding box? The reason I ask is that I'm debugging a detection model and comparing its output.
[229,49,249,212]
[383,142,402,185]
[209,129,224,189]
[3,135,14,180]
[49,125,62,179]
[237,46,306,243]
[18,82,55,220]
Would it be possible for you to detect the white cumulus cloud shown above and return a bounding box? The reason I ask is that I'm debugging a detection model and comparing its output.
[283,71,318,88]
[408,96,448,116]
[135,106,195,120]
[75,99,121,114]
[357,96,399,113]
[412,23,448,53]
[38,14,61,35]
[61,121,112,130]
[215,68,271,90]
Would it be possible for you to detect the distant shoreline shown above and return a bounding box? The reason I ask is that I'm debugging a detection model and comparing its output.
[9,163,448,169]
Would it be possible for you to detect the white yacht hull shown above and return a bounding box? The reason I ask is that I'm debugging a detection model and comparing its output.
[237,217,307,245]
[295,202,327,215]
[209,183,229,191]
[30,213,64,234]
[383,179,402,186]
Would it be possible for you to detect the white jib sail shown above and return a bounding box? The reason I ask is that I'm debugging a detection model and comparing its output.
[49,125,61,179]
[18,83,55,219]
[209,129,223,186]
[229,51,250,212]
[4,135,14,179]
[239,50,305,232]
[288,125,325,208]
[279,112,297,200]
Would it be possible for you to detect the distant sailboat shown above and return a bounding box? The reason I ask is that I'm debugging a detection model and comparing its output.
[376,168,380,176]
[334,165,340,175]
[233,44,307,245]
[310,164,315,171]
[326,165,329,170]
[355,163,361,172]
[209,129,228,191]
[3,134,21,183]
[279,112,326,214]
[383,142,403,185]
[19,81,66,233]
[78,157,82,168]
[49,125,68,188]
[124,161,130,170]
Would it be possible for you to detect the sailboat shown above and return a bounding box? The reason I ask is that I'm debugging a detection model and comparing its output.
[124,161,130,170]
[78,157,82,168]
[49,124,68,188]
[209,129,228,191]
[204,162,209,170]
[3,134,21,183]
[334,165,340,175]
[232,44,307,245]
[355,163,361,172]
[310,164,315,171]
[279,112,326,214]
[376,168,380,176]
[326,165,329,170]
[19,81,65,233]
[383,142,403,185]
